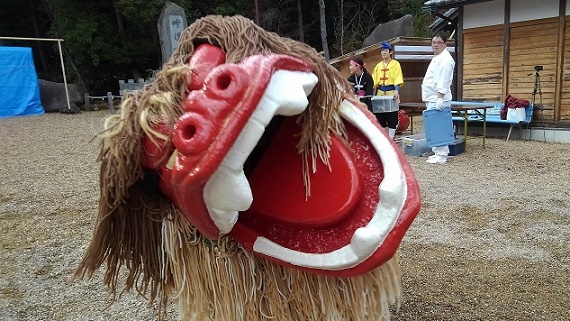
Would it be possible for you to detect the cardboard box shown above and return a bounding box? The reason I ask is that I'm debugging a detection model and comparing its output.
[371,96,399,113]
[401,133,431,157]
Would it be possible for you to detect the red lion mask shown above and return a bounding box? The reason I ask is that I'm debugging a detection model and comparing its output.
[76,15,421,321]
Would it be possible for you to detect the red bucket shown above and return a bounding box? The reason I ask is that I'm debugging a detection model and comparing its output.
[397,109,410,133]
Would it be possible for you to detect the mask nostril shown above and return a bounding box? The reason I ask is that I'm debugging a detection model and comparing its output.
[215,73,232,90]
[173,113,208,156]
[181,123,196,141]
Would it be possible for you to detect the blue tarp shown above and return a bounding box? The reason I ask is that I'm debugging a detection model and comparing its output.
[0,46,45,118]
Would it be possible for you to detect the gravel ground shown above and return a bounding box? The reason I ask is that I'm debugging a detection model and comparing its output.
[0,110,569,321]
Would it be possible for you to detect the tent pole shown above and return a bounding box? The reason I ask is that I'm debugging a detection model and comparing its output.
[57,40,71,111]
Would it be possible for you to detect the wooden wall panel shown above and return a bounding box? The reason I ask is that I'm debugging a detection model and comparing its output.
[508,19,558,122]
[462,25,504,102]
[561,16,570,121]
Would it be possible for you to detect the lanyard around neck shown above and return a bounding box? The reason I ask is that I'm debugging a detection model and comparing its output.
[355,73,364,85]
[353,73,365,91]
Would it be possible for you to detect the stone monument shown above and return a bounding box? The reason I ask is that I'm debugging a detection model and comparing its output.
[158,2,188,64]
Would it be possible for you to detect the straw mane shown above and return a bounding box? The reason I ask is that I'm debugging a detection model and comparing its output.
[74,15,401,320]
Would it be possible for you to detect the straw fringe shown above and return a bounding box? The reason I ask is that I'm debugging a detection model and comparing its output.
[161,217,402,321]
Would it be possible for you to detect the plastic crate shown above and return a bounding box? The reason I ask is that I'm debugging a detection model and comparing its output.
[371,96,399,113]
[448,136,465,156]
[401,133,431,157]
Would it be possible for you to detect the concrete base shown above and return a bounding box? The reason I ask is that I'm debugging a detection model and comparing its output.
[526,127,570,143]
[458,124,570,144]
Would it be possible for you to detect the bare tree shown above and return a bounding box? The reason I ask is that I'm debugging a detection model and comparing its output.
[297,0,304,42]
[30,0,49,73]
[40,0,86,87]
[111,0,142,80]
[334,0,383,54]
[318,0,330,59]
[338,0,344,53]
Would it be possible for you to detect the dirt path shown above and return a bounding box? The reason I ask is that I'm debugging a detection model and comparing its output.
[1,111,568,320]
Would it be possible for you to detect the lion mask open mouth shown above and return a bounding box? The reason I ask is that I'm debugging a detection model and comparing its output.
[141,44,420,277]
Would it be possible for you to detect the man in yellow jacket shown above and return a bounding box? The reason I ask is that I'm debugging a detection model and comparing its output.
[372,40,404,139]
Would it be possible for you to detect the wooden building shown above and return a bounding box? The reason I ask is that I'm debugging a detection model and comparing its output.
[424,0,570,127]
[329,37,456,104]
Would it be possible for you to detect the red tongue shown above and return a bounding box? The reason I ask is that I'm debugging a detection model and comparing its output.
[247,117,362,227]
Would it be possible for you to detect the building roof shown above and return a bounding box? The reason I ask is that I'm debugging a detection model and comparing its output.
[428,8,458,31]
[423,0,494,11]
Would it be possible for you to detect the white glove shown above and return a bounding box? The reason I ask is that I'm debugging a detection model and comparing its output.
[435,98,445,111]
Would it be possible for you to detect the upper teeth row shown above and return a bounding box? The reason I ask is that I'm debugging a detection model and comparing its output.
[203,70,319,234]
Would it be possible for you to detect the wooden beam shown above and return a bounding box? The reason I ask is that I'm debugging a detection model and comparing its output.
[457,6,464,101]
[509,16,558,28]
[554,0,566,122]
[502,0,510,101]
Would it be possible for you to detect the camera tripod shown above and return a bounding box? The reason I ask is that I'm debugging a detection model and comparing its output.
[530,67,546,141]
[531,69,543,112]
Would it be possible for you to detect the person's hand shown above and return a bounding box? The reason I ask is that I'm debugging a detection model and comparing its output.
[393,91,399,100]
[435,98,444,111]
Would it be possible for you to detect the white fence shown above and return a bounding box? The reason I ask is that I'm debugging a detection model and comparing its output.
[85,78,153,112]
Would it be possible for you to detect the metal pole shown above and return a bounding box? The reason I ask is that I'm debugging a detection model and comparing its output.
[57,40,72,111]
[0,36,64,42]
[84,93,91,111]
